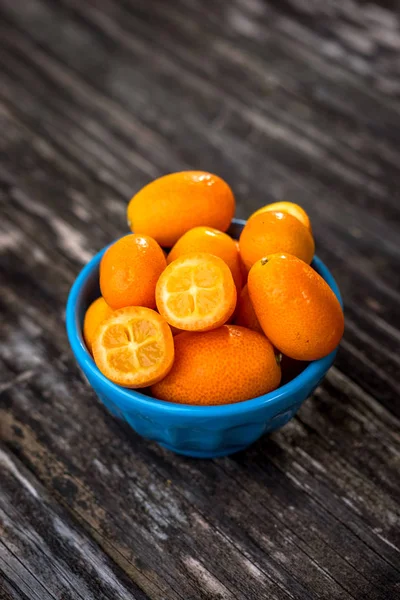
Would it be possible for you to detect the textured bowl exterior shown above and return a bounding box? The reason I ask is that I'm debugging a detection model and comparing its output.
[66,219,343,457]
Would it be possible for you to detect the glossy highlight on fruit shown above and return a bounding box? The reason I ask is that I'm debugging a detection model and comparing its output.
[248,253,344,360]
[127,171,235,247]
[151,325,281,405]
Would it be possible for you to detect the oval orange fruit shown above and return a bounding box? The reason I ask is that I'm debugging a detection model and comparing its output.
[92,307,174,388]
[248,253,344,360]
[83,297,113,354]
[151,325,281,405]
[127,171,235,247]
[168,226,242,291]
[239,211,315,271]
[156,253,237,332]
[100,234,166,310]
[250,201,312,232]
[234,284,262,333]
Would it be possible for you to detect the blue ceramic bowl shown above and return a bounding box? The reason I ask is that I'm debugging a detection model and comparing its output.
[66,219,342,458]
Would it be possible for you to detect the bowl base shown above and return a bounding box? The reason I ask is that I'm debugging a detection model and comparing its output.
[159,442,249,458]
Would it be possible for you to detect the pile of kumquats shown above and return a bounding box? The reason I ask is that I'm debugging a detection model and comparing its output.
[84,171,344,405]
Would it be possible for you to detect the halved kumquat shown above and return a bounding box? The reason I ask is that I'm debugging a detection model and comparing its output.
[167,226,243,291]
[92,307,174,388]
[156,253,237,332]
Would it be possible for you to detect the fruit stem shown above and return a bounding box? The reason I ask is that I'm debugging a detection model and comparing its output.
[261,257,269,266]
[275,352,282,366]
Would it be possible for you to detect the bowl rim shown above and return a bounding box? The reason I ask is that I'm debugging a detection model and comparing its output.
[66,219,342,417]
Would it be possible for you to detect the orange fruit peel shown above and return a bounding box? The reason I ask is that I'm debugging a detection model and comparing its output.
[92,307,174,388]
[127,171,235,247]
[156,253,237,332]
[100,234,166,310]
[167,226,243,291]
[151,325,281,405]
[83,297,113,354]
[234,284,262,333]
[250,201,312,232]
[239,210,315,271]
[248,253,344,361]
[235,240,248,286]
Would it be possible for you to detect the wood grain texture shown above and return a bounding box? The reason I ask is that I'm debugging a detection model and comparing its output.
[0,0,399,598]
[0,445,149,600]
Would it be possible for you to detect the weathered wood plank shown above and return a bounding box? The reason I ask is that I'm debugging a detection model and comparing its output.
[0,78,396,596]
[1,0,400,598]
[1,300,399,600]
[26,0,400,220]
[0,15,399,420]
[2,4,400,239]
[0,445,149,600]
[1,108,398,540]
[0,577,31,600]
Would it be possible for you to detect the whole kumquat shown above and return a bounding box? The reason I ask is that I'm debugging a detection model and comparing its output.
[127,171,235,247]
[100,234,166,310]
[239,211,315,271]
[151,325,281,405]
[248,253,344,361]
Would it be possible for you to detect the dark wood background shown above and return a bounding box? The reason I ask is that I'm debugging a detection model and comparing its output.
[1,0,400,598]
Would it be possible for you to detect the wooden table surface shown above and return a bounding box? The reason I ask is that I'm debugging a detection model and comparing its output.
[1,0,400,598]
